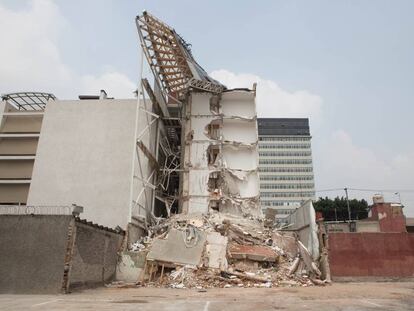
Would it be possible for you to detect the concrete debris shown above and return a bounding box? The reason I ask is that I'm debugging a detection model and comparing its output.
[147,227,206,266]
[112,211,328,289]
[288,257,301,276]
[297,240,322,277]
[205,232,228,270]
[130,242,145,251]
[229,244,278,262]
[116,251,147,283]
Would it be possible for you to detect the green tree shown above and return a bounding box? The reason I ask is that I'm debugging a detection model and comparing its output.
[313,196,369,221]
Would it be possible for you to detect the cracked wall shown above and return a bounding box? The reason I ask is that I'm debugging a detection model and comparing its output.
[182,90,261,217]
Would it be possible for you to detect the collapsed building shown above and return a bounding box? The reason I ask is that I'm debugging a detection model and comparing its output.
[112,12,326,289]
[0,11,328,293]
[136,12,261,219]
[0,11,261,241]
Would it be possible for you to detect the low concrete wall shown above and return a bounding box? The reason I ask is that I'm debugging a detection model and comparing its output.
[68,222,124,290]
[0,215,72,294]
[356,221,380,233]
[328,232,414,279]
[0,214,124,294]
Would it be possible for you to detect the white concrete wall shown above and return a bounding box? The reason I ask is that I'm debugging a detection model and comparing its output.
[222,145,258,171]
[183,90,261,216]
[182,93,217,214]
[221,119,257,144]
[221,91,256,118]
[191,93,212,115]
[189,142,210,169]
[28,99,139,229]
[286,200,319,260]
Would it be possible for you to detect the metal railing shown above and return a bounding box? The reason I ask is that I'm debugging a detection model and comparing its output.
[0,204,83,216]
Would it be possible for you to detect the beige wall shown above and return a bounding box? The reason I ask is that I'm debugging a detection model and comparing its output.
[326,223,350,233]
[0,116,43,133]
[28,99,139,229]
[0,138,38,155]
[0,184,30,203]
[356,221,380,232]
[0,160,34,179]
[0,101,42,204]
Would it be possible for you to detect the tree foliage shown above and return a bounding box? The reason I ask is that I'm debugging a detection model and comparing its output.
[313,196,369,221]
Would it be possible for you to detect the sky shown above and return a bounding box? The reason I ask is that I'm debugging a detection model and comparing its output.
[1,0,413,215]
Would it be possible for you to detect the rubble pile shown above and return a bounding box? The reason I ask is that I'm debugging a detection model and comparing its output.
[118,212,329,289]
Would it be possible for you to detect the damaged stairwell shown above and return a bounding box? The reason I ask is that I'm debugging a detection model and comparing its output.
[182,89,261,217]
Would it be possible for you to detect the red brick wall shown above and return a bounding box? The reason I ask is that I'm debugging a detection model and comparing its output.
[368,203,406,233]
[329,232,414,277]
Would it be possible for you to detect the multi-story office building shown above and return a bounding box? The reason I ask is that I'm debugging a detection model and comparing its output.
[258,118,315,218]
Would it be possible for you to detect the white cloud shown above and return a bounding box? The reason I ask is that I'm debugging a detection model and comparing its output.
[210,69,323,122]
[211,69,414,215]
[81,72,136,99]
[0,0,135,99]
[315,130,414,216]
[0,0,72,93]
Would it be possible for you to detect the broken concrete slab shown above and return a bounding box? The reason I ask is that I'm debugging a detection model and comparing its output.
[298,241,321,277]
[205,232,228,270]
[147,228,206,266]
[272,232,299,259]
[229,244,278,262]
[233,260,259,272]
[116,251,147,283]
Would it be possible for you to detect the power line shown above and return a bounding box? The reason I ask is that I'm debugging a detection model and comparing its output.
[348,188,414,193]
[315,188,414,193]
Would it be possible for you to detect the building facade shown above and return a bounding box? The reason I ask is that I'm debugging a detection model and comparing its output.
[0,92,156,232]
[258,118,315,217]
[0,93,55,206]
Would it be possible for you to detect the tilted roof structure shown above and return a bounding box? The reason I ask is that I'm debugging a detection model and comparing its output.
[136,11,225,102]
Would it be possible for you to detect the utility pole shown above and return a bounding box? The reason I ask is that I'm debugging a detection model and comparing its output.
[344,187,351,222]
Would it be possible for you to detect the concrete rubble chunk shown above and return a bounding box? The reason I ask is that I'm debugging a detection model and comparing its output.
[147,227,206,266]
[298,240,322,277]
[114,211,326,289]
[229,244,278,262]
[271,232,298,259]
[116,251,147,283]
[206,232,228,270]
